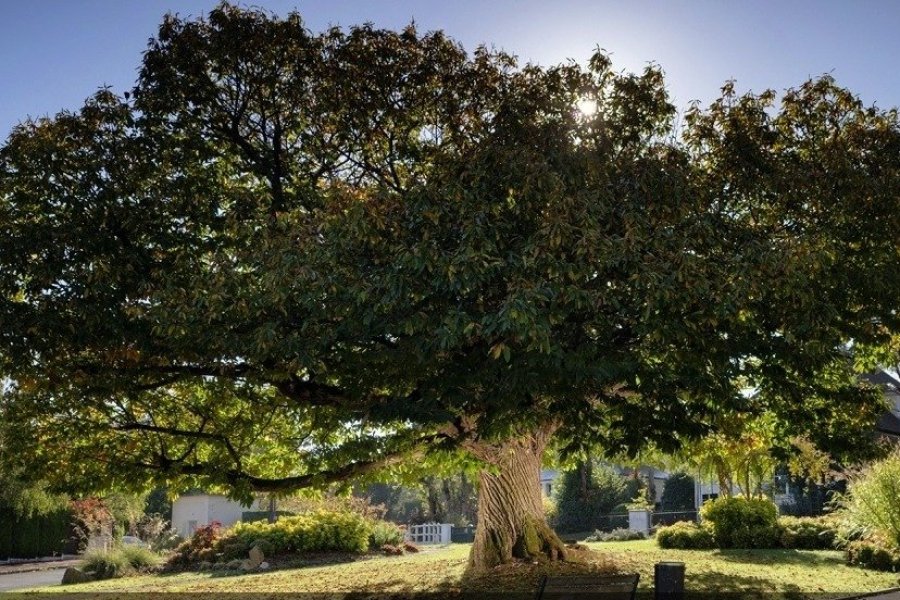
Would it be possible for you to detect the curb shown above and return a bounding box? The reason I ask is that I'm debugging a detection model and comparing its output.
[834,588,900,600]
[0,559,80,576]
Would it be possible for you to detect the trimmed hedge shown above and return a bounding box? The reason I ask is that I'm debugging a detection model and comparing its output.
[779,516,837,550]
[226,510,374,556]
[656,521,715,549]
[700,497,780,549]
[0,508,76,559]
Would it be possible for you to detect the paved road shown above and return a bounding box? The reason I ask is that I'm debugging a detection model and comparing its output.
[0,568,65,592]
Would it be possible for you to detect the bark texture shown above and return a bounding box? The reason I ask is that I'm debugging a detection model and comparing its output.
[467,426,568,570]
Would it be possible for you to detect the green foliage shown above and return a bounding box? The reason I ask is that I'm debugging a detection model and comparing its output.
[778,516,838,550]
[655,522,715,549]
[104,493,148,535]
[543,496,557,527]
[660,472,695,511]
[0,507,74,558]
[241,511,296,523]
[369,520,405,549]
[700,496,780,549]
[143,488,172,521]
[224,511,374,557]
[554,463,631,533]
[584,528,646,542]
[359,475,477,527]
[846,538,900,571]
[836,448,900,550]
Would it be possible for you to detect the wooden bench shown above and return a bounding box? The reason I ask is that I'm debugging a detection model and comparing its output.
[536,574,640,600]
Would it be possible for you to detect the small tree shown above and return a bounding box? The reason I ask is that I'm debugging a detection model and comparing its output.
[554,462,630,533]
[837,448,900,549]
[70,498,113,552]
[660,472,696,511]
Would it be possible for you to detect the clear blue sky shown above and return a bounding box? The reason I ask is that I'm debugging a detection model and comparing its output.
[3,1,900,138]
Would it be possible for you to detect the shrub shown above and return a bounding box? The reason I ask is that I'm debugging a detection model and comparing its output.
[656,521,715,549]
[779,516,838,550]
[118,545,161,570]
[543,496,557,527]
[846,538,900,571]
[226,510,374,555]
[165,521,223,568]
[660,472,696,511]
[700,496,780,549]
[836,448,900,551]
[369,520,404,549]
[584,528,646,542]
[80,546,159,580]
[81,549,132,579]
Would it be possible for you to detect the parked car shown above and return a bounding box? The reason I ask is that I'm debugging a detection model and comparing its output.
[120,535,149,548]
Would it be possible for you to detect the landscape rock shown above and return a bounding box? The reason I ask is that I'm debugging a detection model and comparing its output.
[61,567,94,585]
[249,544,265,565]
[241,545,266,570]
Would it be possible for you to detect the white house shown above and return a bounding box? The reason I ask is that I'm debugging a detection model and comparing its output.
[171,493,260,537]
[868,370,900,441]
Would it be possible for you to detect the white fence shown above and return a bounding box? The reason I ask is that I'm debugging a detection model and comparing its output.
[405,523,452,545]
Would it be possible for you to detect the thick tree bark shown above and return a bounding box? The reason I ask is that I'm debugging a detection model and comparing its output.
[466,427,568,570]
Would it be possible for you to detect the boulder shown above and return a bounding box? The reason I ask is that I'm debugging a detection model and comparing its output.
[249,544,265,565]
[240,544,265,570]
[61,567,94,585]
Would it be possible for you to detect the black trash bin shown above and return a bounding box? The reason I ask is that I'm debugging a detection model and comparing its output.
[655,561,685,600]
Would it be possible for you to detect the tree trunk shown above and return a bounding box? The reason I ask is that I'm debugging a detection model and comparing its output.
[466,428,568,571]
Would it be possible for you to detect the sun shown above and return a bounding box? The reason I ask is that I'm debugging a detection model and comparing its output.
[576,98,598,117]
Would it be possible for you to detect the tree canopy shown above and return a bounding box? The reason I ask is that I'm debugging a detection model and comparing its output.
[1,3,899,568]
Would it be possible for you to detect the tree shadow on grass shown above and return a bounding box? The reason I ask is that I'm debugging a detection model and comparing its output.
[679,569,806,600]
[158,552,378,578]
[710,548,842,567]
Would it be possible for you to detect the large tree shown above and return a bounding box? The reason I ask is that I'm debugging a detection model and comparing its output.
[1,5,899,569]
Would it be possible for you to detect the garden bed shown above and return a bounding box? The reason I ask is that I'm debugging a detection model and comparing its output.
[12,540,900,599]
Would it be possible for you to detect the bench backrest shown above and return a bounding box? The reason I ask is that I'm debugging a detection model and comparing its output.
[536,573,640,600]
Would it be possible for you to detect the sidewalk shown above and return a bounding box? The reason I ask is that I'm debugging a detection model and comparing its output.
[0,557,80,575]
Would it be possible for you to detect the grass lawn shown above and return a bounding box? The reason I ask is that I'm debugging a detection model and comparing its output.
[11,540,900,599]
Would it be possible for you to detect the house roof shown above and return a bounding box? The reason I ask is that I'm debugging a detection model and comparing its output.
[876,411,900,437]
[862,370,900,393]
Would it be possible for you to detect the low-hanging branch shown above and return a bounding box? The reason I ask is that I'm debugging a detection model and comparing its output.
[131,429,460,493]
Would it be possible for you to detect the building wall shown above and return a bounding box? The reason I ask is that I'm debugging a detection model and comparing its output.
[172,494,254,537]
[171,495,209,538]
[208,495,247,530]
